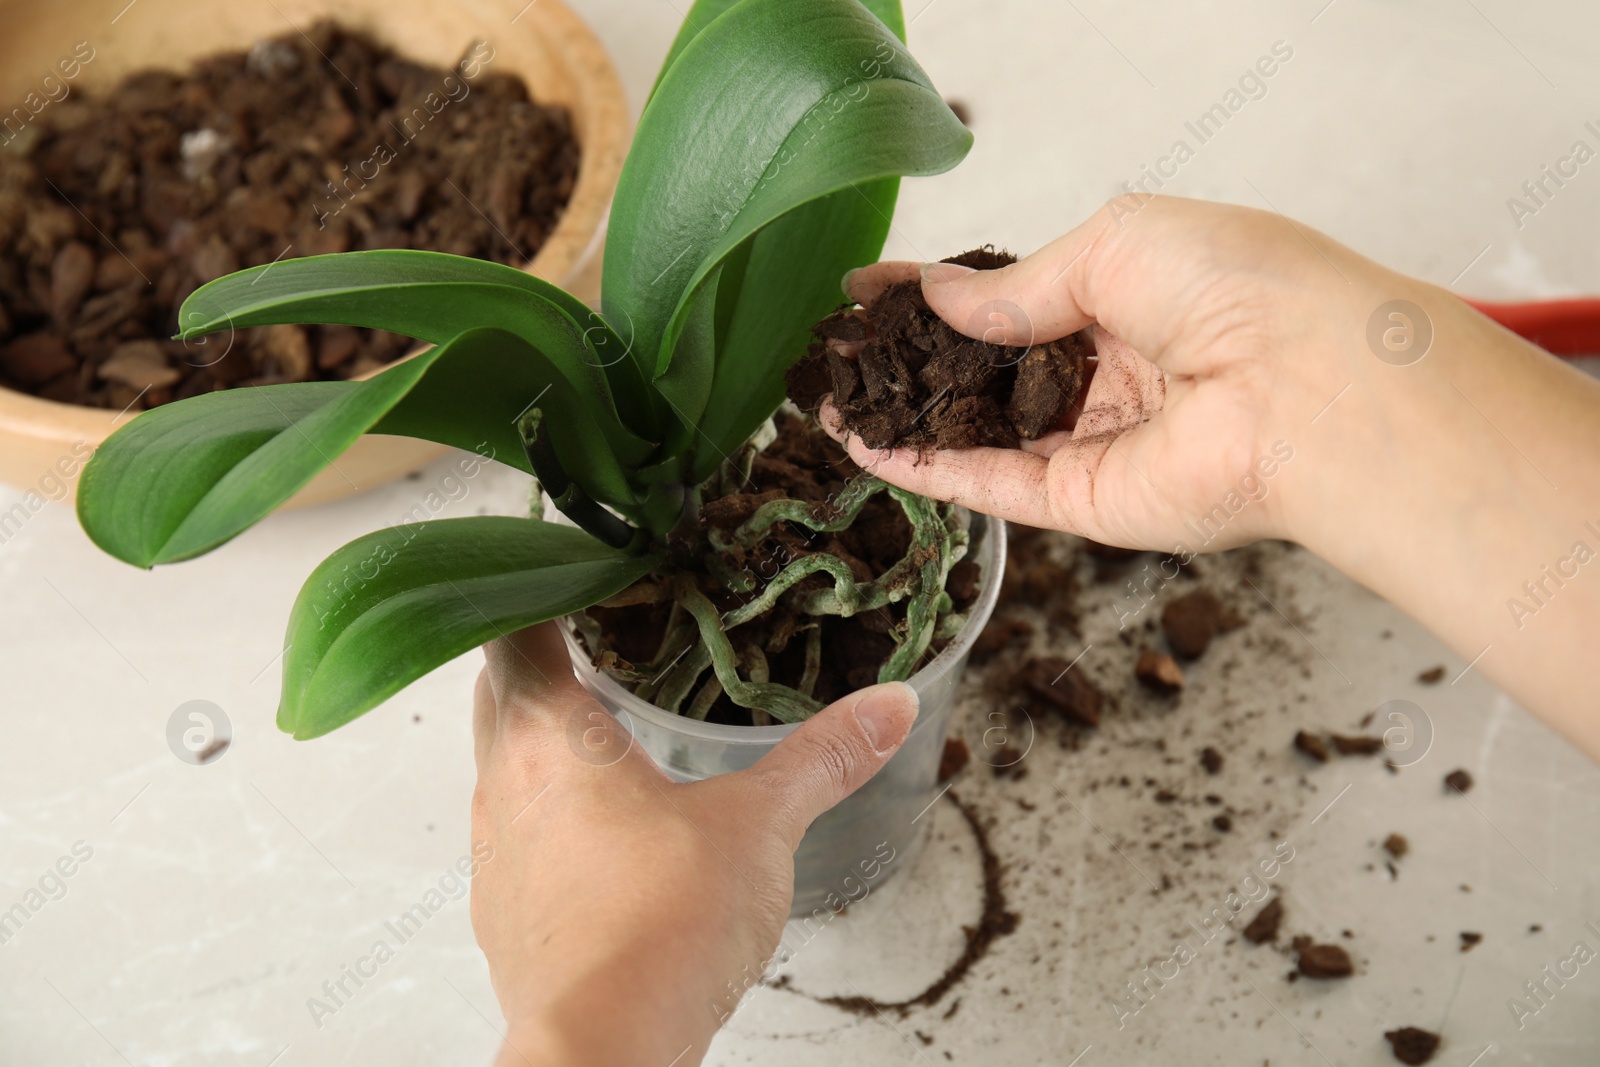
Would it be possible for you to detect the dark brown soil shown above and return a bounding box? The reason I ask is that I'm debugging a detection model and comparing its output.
[1294,730,1331,762]
[1384,1026,1441,1065]
[1242,897,1283,943]
[810,791,1018,1016]
[1417,665,1445,684]
[1459,931,1481,952]
[1330,733,1385,756]
[1022,656,1103,728]
[581,412,972,725]
[938,736,970,782]
[971,616,1033,662]
[786,248,1088,451]
[1161,589,1243,659]
[0,21,576,412]
[1444,769,1474,794]
[1382,833,1409,859]
[1134,649,1184,692]
[1293,937,1353,979]
[1199,746,1224,775]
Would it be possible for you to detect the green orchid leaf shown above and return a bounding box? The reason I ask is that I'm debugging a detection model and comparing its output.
[692,178,899,481]
[280,517,658,738]
[650,0,905,102]
[603,0,969,437]
[176,249,659,438]
[78,327,649,568]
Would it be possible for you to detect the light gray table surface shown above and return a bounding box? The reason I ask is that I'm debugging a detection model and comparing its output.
[3,1,1597,1064]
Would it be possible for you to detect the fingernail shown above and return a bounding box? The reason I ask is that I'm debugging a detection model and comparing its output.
[921,262,976,285]
[853,682,919,755]
[840,267,860,298]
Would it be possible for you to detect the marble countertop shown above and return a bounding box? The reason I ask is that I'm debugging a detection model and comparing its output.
[3,0,1598,1064]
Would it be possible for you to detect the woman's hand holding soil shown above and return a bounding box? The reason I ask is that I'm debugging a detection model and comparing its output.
[826,195,1600,758]
[469,623,919,1067]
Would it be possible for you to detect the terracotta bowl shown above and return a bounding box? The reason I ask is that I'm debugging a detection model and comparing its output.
[0,0,628,508]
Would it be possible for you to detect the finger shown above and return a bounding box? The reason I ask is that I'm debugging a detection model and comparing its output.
[842,261,921,307]
[732,682,920,851]
[917,213,1116,346]
[483,621,580,728]
[838,429,1060,530]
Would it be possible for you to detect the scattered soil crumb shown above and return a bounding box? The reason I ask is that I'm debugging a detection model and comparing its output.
[1293,937,1353,979]
[1160,589,1242,659]
[1384,1026,1441,1065]
[1242,897,1284,944]
[1417,666,1445,685]
[1459,931,1482,952]
[1022,657,1103,728]
[1444,769,1474,794]
[1135,649,1185,692]
[1382,833,1409,859]
[1330,733,1384,756]
[1200,746,1224,775]
[1293,730,1330,763]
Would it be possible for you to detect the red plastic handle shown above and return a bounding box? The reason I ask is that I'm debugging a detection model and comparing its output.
[1464,298,1600,358]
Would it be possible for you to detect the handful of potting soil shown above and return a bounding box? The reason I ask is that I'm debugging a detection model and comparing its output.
[786,248,1087,451]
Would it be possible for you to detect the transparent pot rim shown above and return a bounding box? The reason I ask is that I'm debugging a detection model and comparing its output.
[562,510,1008,746]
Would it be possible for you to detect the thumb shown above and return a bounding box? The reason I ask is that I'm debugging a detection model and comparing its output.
[918,215,1115,346]
[734,682,920,850]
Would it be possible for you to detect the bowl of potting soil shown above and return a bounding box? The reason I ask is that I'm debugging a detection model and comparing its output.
[0,0,627,508]
[564,509,1005,918]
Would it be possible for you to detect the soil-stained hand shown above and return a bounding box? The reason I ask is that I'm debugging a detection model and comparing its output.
[828,194,1600,759]
[468,622,919,1067]
[825,195,1392,551]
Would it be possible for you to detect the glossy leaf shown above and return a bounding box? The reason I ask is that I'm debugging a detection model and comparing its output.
[78,328,649,567]
[691,178,899,481]
[176,250,659,437]
[603,0,970,437]
[280,518,658,738]
[651,0,905,101]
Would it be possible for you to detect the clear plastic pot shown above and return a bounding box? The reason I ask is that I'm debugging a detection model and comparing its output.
[562,511,1005,916]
